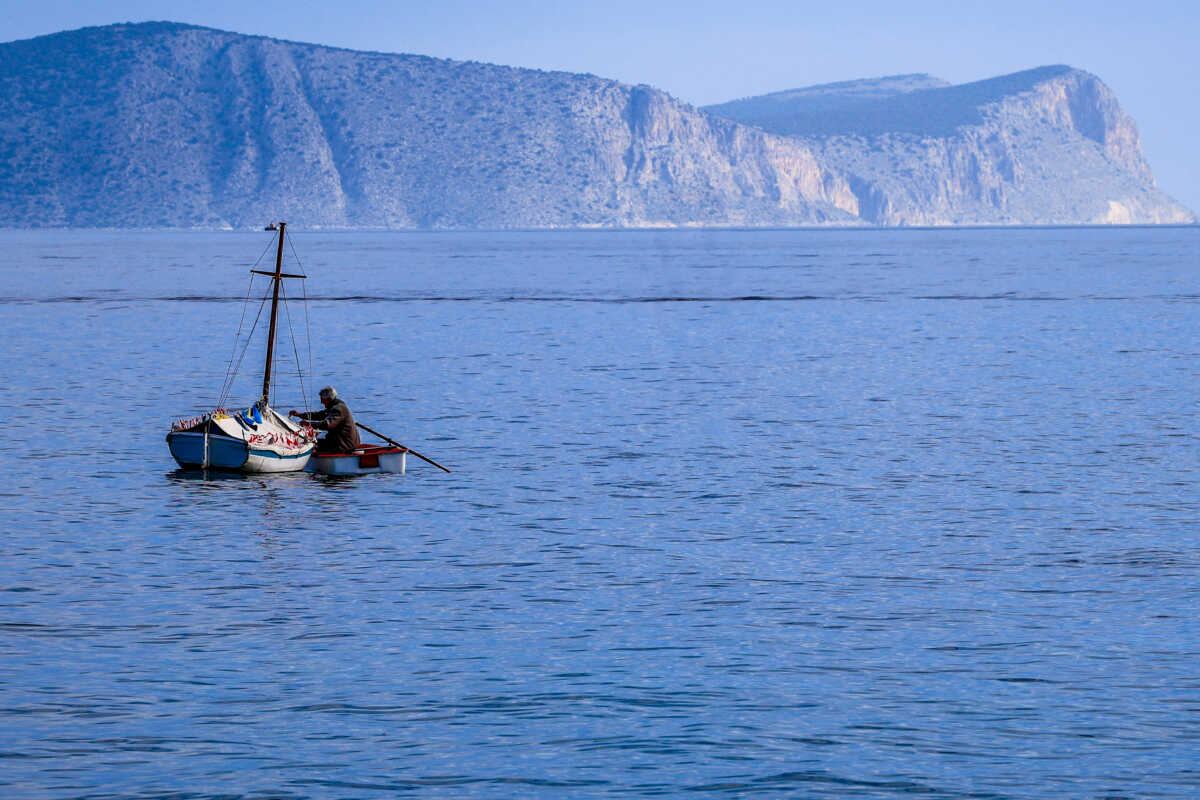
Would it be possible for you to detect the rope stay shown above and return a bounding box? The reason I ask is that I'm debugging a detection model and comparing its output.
[251,233,278,271]
[216,233,278,409]
[287,230,316,416]
[218,284,271,410]
[279,279,310,415]
[216,273,258,409]
[212,228,314,415]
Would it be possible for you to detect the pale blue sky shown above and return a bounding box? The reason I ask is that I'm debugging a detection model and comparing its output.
[4,0,1198,212]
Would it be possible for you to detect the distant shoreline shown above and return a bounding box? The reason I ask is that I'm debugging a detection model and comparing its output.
[0,223,1196,234]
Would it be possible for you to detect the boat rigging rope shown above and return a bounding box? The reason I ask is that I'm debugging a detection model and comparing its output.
[207,229,316,417]
[214,236,278,411]
[278,280,310,414]
[287,232,316,416]
[216,274,258,409]
[217,284,271,410]
[303,277,313,412]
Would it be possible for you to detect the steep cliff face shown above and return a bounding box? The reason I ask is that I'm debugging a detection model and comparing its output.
[0,24,1190,228]
[706,67,1193,225]
[0,23,856,228]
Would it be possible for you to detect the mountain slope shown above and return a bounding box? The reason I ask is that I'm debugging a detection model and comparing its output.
[704,67,1193,225]
[0,23,1191,228]
[0,22,857,228]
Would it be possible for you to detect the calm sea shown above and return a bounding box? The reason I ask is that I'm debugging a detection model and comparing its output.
[1,227,1197,798]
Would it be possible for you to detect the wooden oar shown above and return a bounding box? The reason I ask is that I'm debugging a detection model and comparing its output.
[355,421,451,473]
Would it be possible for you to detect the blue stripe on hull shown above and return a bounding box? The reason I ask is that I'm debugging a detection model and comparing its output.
[246,447,311,460]
[166,432,249,470]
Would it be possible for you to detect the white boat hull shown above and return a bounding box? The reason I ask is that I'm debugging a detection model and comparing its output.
[308,446,407,475]
[244,447,314,473]
[168,405,315,474]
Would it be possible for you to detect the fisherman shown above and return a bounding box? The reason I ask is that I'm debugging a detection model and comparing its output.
[289,386,361,454]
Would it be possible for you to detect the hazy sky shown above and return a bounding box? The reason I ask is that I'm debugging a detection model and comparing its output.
[4,0,1198,212]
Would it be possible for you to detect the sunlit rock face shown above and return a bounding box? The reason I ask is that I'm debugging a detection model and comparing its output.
[0,24,1191,228]
[0,22,856,228]
[706,67,1194,226]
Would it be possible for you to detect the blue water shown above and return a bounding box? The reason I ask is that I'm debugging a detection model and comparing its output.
[1,227,1198,798]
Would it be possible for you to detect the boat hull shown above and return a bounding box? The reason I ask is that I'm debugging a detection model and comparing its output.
[167,432,249,470]
[167,431,313,473]
[244,446,315,473]
[308,446,407,475]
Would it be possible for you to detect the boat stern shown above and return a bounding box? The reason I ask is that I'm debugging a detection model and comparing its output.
[166,431,249,471]
[308,446,407,475]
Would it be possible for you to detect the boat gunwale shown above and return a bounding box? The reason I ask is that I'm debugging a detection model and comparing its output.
[311,445,407,460]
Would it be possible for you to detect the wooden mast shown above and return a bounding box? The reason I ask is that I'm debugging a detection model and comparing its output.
[261,221,286,405]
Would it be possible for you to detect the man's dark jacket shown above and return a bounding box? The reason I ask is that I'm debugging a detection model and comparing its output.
[298,399,361,453]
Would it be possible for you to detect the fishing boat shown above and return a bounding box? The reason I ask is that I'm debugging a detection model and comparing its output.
[308,444,409,475]
[166,222,317,472]
[306,418,453,476]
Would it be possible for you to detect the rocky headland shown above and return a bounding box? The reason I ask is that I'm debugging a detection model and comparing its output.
[0,23,1191,228]
[705,67,1192,225]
